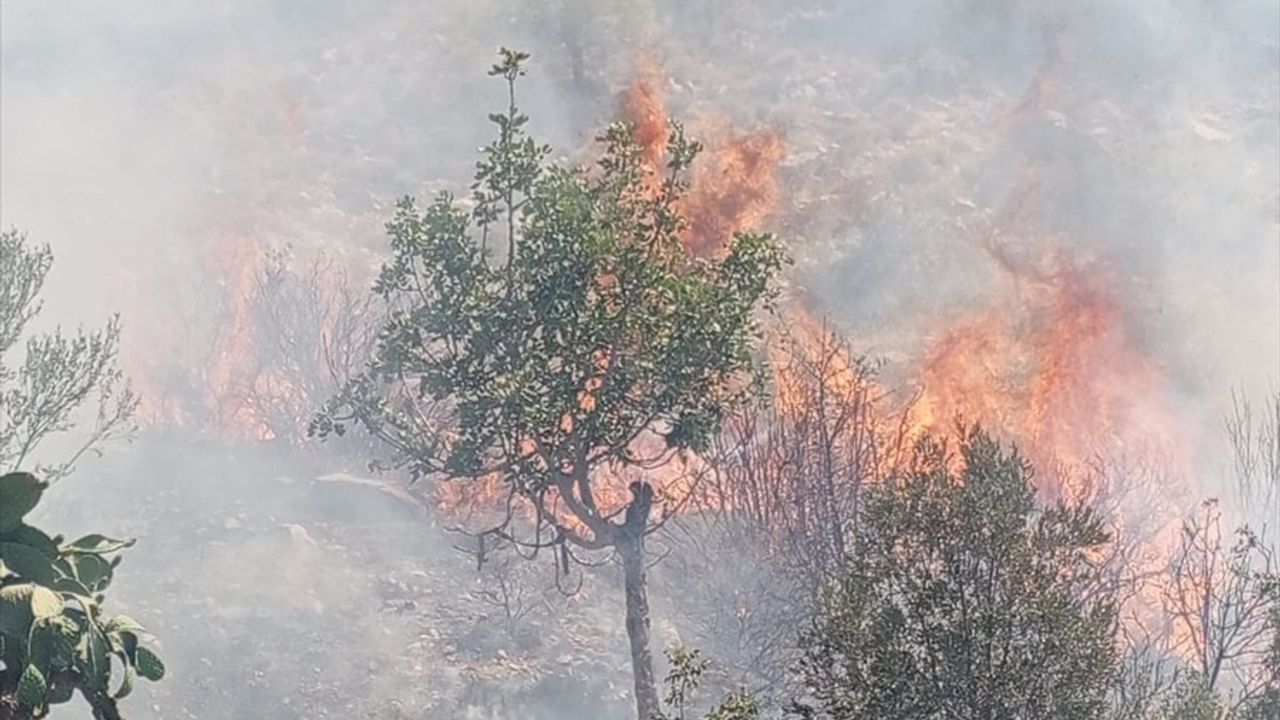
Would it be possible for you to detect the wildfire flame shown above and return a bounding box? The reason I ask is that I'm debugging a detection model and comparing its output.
[618,61,784,257]
[133,237,374,445]
[904,26,1194,505]
[684,129,785,257]
[133,58,1194,577]
[620,58,669,172]
[207,235,274,440]
[131,234,271,438]
[910,250,1189,503]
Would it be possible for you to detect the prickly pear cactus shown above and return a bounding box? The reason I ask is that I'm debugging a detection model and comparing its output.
[0,472,164,719]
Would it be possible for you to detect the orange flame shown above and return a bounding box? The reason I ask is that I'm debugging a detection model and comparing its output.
[133,237,372,444]
[911,250,1189,503]
[207,235,272,439]
[132,234,272,439]
[620,59,669,171]
[683,128,784,257]
[618,61,784,257]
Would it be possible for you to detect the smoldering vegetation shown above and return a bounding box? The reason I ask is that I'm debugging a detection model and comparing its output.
[2,1,1278,719]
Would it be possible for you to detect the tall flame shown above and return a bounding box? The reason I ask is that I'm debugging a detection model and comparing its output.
[618,61,784,257]
[133,238,374,444]
[911,250,1190,503]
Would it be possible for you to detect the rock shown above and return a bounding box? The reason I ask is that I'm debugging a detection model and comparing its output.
[283,523,320,552]
[308,473,428,523]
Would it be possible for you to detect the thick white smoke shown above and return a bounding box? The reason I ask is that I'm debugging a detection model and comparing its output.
[2,1,1276,718]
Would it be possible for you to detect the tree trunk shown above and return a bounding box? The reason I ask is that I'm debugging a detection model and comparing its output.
[619,533,659,720]
[619,480,659,720]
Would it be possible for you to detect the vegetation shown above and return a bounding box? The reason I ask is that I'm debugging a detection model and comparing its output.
[314,49,784,718]
[657,646,759,720]
[1,232,160,718]
[790,429,1119,719]
[305,50,1280,720]
[0,473,164,719]
[0,229,137,483]
[1,6,1276,719]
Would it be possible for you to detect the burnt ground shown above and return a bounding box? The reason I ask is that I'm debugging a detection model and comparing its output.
[35,434,782,720]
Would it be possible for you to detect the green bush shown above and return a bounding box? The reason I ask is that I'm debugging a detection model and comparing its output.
[0,472,163,720]
[656,646,759,720]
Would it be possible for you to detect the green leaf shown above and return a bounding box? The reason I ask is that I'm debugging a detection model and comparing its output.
[62,534,135,555]
[76,622,111,690]
[105,615,146,636]
[0,472,47,533]
[0,541,57,584]
[51,576,93,598]
[17,663,47,710]
[108,627,139,664]
[28,616,79,672]
[66,552,115,592]
[0,523,60,558]
[135,645,165,682]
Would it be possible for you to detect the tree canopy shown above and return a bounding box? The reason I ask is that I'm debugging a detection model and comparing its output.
[314,48,785,719]
[792,429,1119,720]
[315,48,784,552]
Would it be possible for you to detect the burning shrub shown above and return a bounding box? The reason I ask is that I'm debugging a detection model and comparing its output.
[704,318,907,592]
[0,472,164,719]
[663,319,907,702]
[909,250,1189,506]
[139,244,378,447]
[229,248,379,444]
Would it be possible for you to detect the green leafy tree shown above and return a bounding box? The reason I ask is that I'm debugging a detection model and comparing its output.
[0,229,137,481]
[314,49,784,719]
[656,646,759,720]
[791,429,1119,720]
[0,472,164,720]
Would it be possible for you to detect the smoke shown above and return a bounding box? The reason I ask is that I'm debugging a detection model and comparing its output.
[2,0,1277,718]
[766,1,1279,490]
